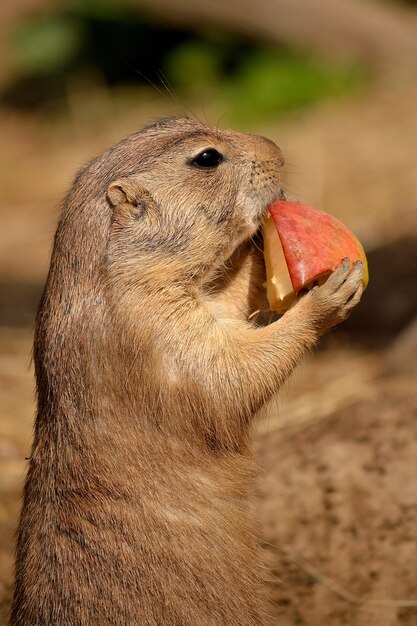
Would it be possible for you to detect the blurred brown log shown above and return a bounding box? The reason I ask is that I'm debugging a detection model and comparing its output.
[134,0,417,75]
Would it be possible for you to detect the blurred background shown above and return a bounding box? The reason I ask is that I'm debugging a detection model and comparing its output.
[0,1,416,624]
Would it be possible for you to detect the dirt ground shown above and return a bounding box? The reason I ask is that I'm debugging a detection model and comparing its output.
[258,348,417,626]
[1,80,417,624]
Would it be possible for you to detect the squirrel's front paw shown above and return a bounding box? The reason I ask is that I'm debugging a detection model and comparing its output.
[300,258,365,335]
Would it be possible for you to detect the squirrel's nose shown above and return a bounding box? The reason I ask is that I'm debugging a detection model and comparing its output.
[252,134,285,168]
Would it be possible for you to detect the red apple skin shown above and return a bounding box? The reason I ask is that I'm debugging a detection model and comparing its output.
[268,201,369,293]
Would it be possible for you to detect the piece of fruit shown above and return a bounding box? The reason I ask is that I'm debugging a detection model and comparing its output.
[263,200,369,313]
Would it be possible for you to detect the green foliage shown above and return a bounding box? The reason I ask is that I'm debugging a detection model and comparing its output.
[12,15,84,75]
[164,41,366,123]
[227,49,366,122]
[164,41,224,92]
[3,1,369,121]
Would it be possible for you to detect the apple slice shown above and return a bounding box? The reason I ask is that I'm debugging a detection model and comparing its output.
[263,201,369,313]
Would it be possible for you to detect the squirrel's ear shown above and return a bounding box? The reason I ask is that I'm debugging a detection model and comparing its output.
[107,178,140,208]
[107,179,157,219]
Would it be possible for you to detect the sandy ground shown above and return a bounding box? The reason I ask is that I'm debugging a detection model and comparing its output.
[257,349,417,626]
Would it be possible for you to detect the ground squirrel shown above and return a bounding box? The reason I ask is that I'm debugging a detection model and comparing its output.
[11,117,364,625]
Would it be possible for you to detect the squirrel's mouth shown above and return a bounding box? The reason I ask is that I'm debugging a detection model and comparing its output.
[202,187,285,289]
[248,187,287,238]
[222,187,286,263]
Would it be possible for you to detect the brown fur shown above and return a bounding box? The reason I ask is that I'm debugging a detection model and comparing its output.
[11,117,364,625]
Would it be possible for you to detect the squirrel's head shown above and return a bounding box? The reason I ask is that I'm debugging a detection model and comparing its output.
[104,117,285,287]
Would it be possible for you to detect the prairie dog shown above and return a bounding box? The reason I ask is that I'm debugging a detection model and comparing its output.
[11,117,364,625]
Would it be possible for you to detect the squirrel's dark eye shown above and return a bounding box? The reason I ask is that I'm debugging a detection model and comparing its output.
[191,149,223,168]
